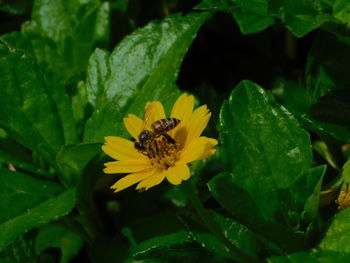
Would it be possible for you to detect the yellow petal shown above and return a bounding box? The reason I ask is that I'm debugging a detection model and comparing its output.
[165,163,190,185]
[111,169,155,192]
[136,172,165,190]
[143,101,166,130]
[102,136,147,160]
[171,93,194,126]
[185,105,211,145]
[123,114,143,140]
[104,159,151,174]
[180,137,218,163]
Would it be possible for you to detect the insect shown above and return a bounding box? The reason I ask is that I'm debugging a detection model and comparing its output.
[134,118,180,153]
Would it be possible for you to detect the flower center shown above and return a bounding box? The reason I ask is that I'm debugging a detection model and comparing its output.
[145,135,179,172]
[337,183,350,211]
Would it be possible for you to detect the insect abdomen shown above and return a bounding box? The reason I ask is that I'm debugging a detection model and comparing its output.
[152,118,180,132]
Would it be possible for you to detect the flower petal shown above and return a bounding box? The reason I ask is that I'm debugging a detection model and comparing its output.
[102,136,147,160]
[185,105,211,145]
[144,101,166,130]
[104,159,151,174]
[111,169,155,192]
[123,114,143,140]
[136,172,165,190]
[180,136,218,163]
[171,93,194,126]
[165,163,190,185]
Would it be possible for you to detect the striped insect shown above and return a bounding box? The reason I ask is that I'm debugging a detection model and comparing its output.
[134,104,180,154]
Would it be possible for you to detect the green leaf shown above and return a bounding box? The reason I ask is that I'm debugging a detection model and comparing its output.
[333,0,350,23]
[211,80,313,250]
[272,79,310,118]
[56,143,100,187]
[304,89,350,143]
[197,0,340,36]
[0,187,76,250]
[83,12,210,143]
[319,208,350,253]
[2,0,110,82]
[0,138,48,176]
[292,165,326,222]
[306,31,350,103]
[219,80,312,219]
[0,45,65,158]
[35,224,83,263]
[0,167,63,224]
[131,242,231,263]
[182,211,260,259]
[267,249,350,263]
[231,12,275,34]
[0,0,32,14]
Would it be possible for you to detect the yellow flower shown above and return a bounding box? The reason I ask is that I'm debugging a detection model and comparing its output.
[102,94,218,192]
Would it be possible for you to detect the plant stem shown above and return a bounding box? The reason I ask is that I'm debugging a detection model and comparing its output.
[182,181,263,263]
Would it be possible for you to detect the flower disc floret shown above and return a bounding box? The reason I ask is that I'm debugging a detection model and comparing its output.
[102,94,218,192]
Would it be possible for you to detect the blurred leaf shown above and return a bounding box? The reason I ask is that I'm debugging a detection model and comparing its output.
[1,0,110,82]
[0,45,66,160]
[0,138,48,176]
[303,89,350,143]
[291,165,326,222]
[197,0,340,36]
[83,12,210,143]
[136,230,190,252]
[333,0,350,23]
[319,207,350,253]
[131,242,230,263]
[0,169,75,250]
[0,167,63,224]
[306,31,350,103]
[267,249,350,263]
[272,79,310,118]
[56,143,100,187]
[89,234,130,263]
[0,0,32,14]
[35,224,83,263]
[313,141,340,170]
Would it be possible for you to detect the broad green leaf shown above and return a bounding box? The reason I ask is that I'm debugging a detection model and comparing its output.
[208,172,304,252]
[268,249,350,263]
[56,143,100,187]
[219,80,312,219]
[212,80,313,250]
[306,31,350,103]
[2,0,110,82]
[304,89,350,143]
[182,211,260,259]
[83,12,210,143]
[333,0,350,23]
[319,208,350,253]
[35,224,83,263]
[0,188,76,250]
[0,167,63,224]
[0,45,65,158]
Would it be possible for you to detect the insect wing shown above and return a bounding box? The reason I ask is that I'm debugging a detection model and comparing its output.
[142,102,155,131]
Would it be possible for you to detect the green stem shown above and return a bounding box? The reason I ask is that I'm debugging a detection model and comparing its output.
[182,181,263,263]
